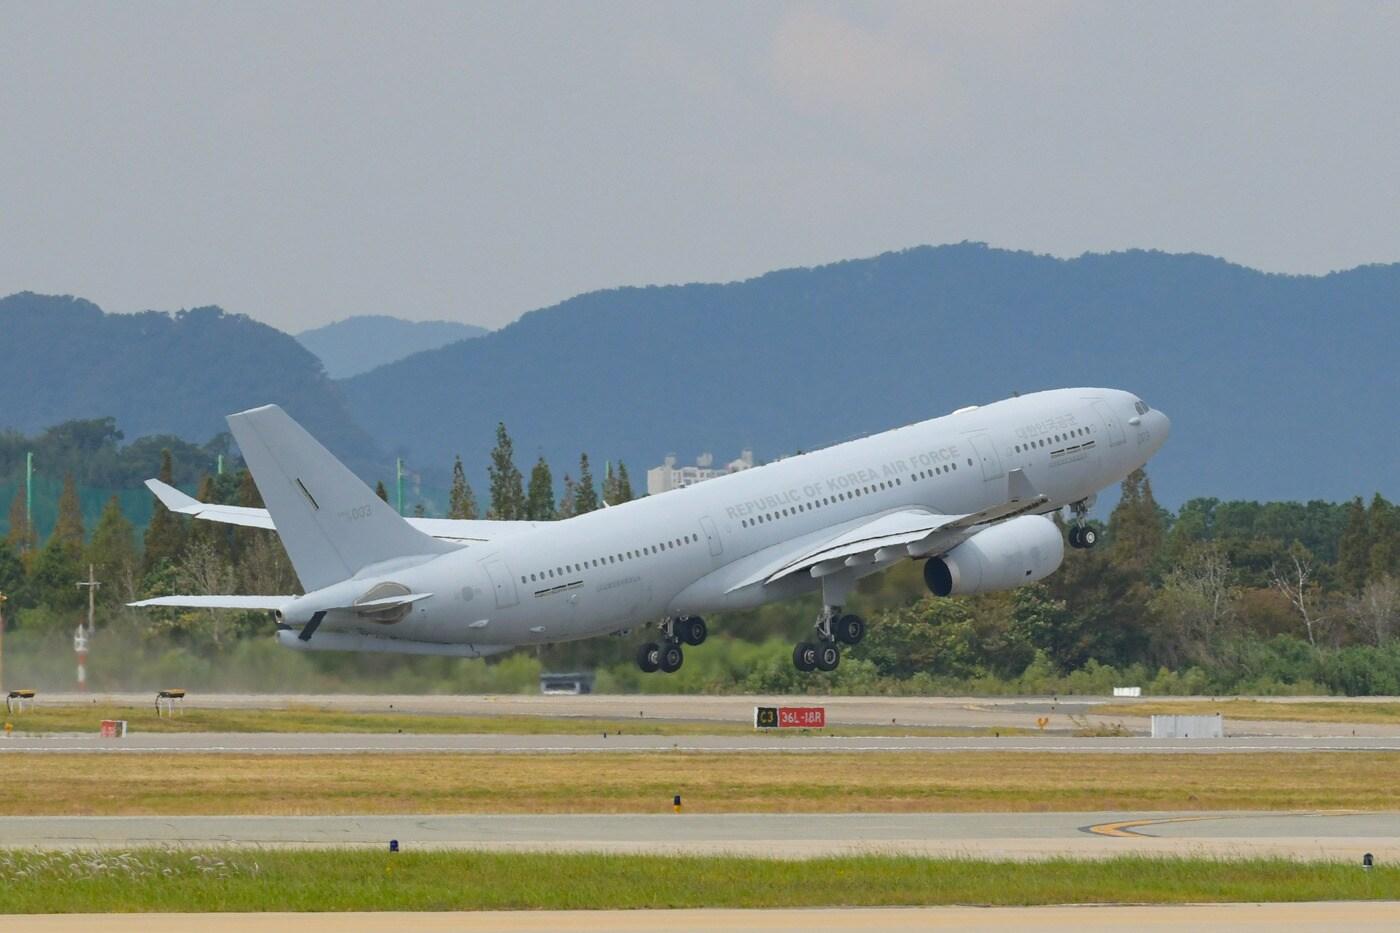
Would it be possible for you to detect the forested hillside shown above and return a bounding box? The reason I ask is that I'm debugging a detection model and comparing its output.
[343,244,1399,507]
[0,293,382,474]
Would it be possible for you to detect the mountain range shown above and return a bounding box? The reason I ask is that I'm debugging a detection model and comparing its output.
[3,244,1396,508]
[296,315,487,378]
[0,292,382,474]
[342,244,1398,507]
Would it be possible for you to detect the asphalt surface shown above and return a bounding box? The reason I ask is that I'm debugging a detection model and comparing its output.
[3,811,1397,860]
[10,905,1400,933]
[27,691,1400,738]
[6,731,1400,753]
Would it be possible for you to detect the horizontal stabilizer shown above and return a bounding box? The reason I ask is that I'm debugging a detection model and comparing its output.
[146,479,529,542]
[146,479,275,530]
[128,595,290,610]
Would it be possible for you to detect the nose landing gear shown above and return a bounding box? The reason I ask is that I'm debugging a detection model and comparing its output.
[1067,499,1099,549]
[637,616,706,674]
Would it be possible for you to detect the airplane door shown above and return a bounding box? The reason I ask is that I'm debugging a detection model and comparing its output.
[481,556,518,609]
[967,433,1004,482]
[1092,401,1127,447]
[699,516,723,557]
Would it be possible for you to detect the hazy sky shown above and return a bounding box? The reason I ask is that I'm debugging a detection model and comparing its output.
[3,2,1397,331]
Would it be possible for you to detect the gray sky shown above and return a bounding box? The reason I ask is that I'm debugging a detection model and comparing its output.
[2,2,1397,331]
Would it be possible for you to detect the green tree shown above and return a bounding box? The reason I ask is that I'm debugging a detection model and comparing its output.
[1007,584,1086,673]
[616,462,634,502]
[1336,497,1371,593]
[0,540,24,607]
[27,533,84,612]
[5,488,33,553]
[487,423,525,520]
[525,456,556,521]
[448,455,478,519]
[374,480,389,503]
[1107,468,1166,575]
[573,453,599,514]
[1368,495,1399,582]
[87,495,139,604]
[557,474,578,519]
[142,449,186,573]
[53,473,85,548]
[188,474,233,562]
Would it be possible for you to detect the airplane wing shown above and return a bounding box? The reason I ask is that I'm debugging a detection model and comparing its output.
[128,595,291,610]
[145,479,528,542]
[727,468,1049,592]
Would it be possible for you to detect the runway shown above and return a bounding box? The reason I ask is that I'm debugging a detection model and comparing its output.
[8,905,1400,933]
[29,691,1400,738]
[4,810,1396,860]
[6,731,1400,753]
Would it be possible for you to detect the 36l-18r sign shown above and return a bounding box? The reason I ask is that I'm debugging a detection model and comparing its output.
[754,706,826,729]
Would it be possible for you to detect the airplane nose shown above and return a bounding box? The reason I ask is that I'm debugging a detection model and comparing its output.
[1154,410,1171,447]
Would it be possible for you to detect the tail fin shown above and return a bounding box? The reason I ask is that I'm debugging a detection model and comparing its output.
[227,404,455,591]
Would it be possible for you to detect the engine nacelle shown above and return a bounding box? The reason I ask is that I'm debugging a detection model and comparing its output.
[923,514,1064,597]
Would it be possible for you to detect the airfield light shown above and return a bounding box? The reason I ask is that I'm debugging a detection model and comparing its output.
[389,839,399,853]
[1364,853,1374,870]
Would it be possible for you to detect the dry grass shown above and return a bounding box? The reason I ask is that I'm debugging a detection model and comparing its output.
[1096,699,1400,724]
[3,751,1398,815]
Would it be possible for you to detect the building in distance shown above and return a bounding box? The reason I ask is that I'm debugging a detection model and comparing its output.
[647,449,754,495]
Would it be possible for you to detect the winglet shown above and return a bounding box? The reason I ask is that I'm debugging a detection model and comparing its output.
[146,478,202,514]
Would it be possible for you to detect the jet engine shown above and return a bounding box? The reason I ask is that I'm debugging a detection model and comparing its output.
[923,514,1064,597]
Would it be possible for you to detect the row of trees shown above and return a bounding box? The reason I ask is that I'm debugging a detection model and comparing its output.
[374,422,635,521]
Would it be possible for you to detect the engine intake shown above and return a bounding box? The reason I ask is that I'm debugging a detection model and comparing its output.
[924,514,1064,596]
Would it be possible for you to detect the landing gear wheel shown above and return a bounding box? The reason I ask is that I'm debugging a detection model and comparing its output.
[681,617,707,646]
[1079,527,1098,549]
[637,642,661,673]
[1068,526,1083,548]
[834,614,865,645]
[793,642,818,672]
[816,644,841,672]
[660,644,684,673]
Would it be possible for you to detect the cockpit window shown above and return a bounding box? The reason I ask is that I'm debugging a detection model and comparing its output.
[1134,400,1150,415]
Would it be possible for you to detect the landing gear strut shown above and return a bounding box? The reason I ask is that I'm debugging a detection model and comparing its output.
[637,616,706,674]
[1067,500,1098,550]
[793,606,864,673]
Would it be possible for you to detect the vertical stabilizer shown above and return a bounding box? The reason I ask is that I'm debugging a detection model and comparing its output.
[227,405,455,591]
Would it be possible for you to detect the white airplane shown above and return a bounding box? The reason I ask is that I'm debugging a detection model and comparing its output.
[132,388,1169,673]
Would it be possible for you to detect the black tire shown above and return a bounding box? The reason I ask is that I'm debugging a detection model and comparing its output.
[1068,526,1083,549]
[792,642,817,672]
[660,644,684,673]
[835,614,866,645]
[682,617,707,646]
[1080,527,1098,549]
[637,642,661,673]
[816,644,841,672]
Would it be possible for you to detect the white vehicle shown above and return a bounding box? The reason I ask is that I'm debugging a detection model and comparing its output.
[133,388,1169,673]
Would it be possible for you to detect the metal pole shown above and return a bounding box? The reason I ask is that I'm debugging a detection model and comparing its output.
[217,454,224,476]
[24,452,32,547]
[396,458,404,516]
[78,564,100,632]
[0,591,7,697]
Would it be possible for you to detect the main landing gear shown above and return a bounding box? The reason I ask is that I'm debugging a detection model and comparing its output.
[1067,499,1099,550]
[636,616,707,674]
[792,607,865,673]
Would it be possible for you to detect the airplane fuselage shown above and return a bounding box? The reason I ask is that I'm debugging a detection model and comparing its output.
[281,388,1169,655]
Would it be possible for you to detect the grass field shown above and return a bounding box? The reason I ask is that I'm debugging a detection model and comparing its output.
[3,751,1397,815]
[1097,699,1400,724]
[0,850,1395,913]
[0,704,1027,737]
